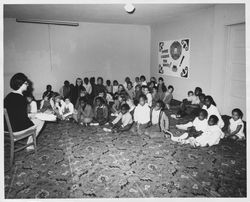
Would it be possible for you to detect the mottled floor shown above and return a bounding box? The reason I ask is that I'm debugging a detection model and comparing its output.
[4,111,246,198]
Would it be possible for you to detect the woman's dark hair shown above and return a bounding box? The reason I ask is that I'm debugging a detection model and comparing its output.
[75,78,83,86]
[90,77,95,84]
[46,84,52,90]
[121,103,130,111]
[113,80,118,85]
[168,85,174,90]
[205,95,216,106]
[10,73,28,90]
[194,87,202,96]
[64,80,70,86]
[232,108,243,119]
[139,94,147,101]
[140,75,146,81]
[97,77,103,84]
[209,115,219,124]
[84,77,89,84]
[156,99,165,110]
[199,109,208,118]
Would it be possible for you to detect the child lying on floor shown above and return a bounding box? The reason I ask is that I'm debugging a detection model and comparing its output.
[104,103,133,133]
[174,109,208,141]
[225,108,245,140]
[144,100,169,138]
[180,115,224,147]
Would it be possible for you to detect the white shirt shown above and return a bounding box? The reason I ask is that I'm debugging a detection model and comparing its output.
[229,118,245,139]
[202,105,224,129]
[62,102,74,117]
[134,103,150,124]
[152,109,161,125]
[146,93,153,107]
[192,117,208,132]
[112,112,133,127]
[83,83,92,94]
[141,81,147,86]
[30,101,37,113]
[195,125,224,147]
[191,95,200,105]
[113,86,119,94]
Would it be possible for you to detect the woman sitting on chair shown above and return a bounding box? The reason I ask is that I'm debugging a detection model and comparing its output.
[4,73,45,151]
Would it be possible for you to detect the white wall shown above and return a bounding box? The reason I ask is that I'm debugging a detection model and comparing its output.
[4,19,150,99]
[150,4,245,114]
[150,6,215,101]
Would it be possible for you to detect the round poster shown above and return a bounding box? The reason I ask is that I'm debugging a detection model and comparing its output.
[170,41,182,60]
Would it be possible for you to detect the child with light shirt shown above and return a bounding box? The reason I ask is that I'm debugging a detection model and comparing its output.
[112,80,119,95]
[132,94,151,135]
[202,95,224,129]
[145,100,169,138]
[225,108,245,140]
[61,97,74,120]
[172,109,208,142]
[105,103,133,133]
[144,86,152,107]
[140,75,147,86]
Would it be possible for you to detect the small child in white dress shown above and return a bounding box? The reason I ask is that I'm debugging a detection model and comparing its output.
[225,108,245,140]
[187,115,224,147]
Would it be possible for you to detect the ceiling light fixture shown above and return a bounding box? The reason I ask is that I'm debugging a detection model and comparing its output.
[124,3,135,14]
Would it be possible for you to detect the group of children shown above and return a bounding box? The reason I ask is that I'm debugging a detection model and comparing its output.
[25,75,245,148]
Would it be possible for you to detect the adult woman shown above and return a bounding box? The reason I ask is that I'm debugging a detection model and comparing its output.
[4,73,45,150]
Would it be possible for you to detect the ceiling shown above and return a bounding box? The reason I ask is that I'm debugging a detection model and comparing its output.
[4,4,214,25]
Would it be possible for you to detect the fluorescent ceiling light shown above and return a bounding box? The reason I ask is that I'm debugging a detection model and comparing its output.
[16,19,79,26]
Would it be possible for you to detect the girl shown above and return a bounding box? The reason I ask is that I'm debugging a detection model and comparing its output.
[172,109,208,142]
[72,78,85,106]
[124,77,131,90]
[133,84,142,106]
[162,85,174,109]
[61,98,74,120]
[145,100,169,138]
[74,97,94,125]
[112,80,119,95]
[106,103,133,133]
[187,115,224,147]
[53,95,65,119]
[126,81,134,99]
[157,77,167,100]
[148,81,156,93]
[202,95,224,129]
[105,80,113,95]
[92,97,109,126]
[132,94,151,135]
[112,93,126,115]
[140,75,147,86]
[225,108,245,140]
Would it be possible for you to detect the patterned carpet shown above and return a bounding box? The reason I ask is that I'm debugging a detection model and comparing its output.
[4,110,247,198]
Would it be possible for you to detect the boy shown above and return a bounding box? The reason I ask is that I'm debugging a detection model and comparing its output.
[126,81,134,99]
[163,85,174,109]
[74,97,94,125]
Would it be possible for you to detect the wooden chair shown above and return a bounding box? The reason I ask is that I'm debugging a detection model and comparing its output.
[4,108,37,166]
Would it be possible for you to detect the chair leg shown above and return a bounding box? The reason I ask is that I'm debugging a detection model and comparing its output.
[10,140,14,166]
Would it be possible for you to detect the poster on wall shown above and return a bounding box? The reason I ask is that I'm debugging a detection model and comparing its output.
[158,38,190,78]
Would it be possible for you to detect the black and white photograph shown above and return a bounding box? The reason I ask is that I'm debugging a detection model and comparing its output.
[1,0,249,200]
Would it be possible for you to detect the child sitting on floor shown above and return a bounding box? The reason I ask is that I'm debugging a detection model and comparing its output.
[133,77,140,90]
[105,80,113,95]
[112,80,119,95]
[40,94,54,113]
[163,85,174,109]
[145,100,169,138]
[134,84,142,106]
[144,86,153,107]
[53,95,65,119]
[131,94,151,135]
[225,108,245,140]
[152,86,160,108]
[92,96,109,126]
[73,96,94,125]
[173,109,208,142]
[126,81,134,99]
[61,97,74,120]
[112,93,126,115]
[105,103,133,133]
[183,115,224,147]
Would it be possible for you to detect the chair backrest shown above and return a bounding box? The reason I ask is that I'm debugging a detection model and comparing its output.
[4,108,13,134]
